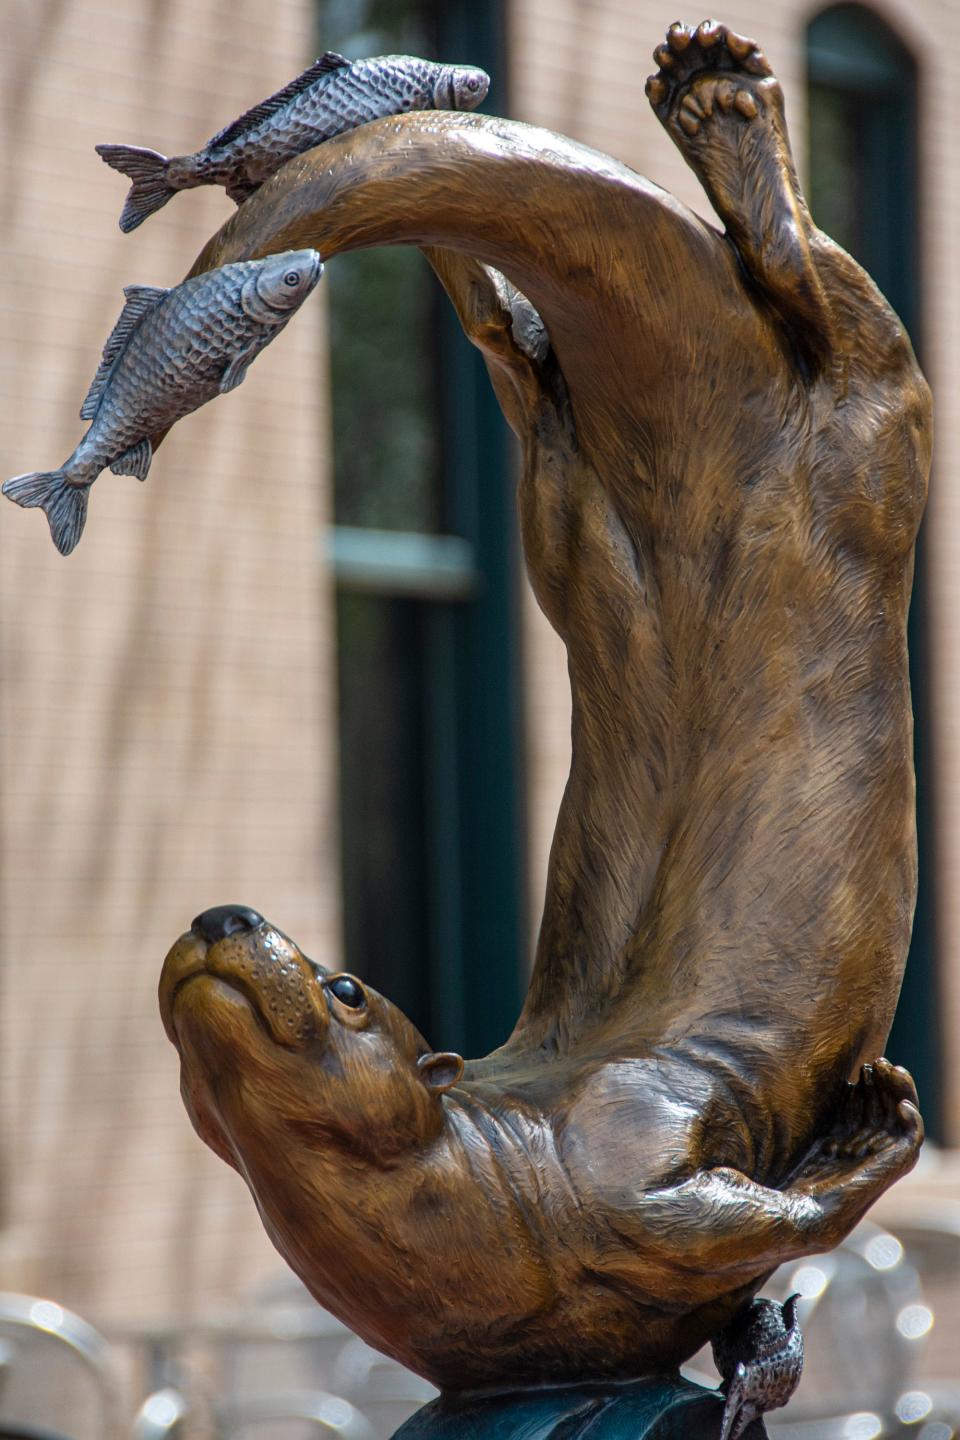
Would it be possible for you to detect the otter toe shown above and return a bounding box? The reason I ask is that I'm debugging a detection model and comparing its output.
[646,18,776,125]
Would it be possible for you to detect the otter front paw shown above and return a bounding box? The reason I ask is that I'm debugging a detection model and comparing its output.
[798,1057,923,1194]
[822,1057,920,1159]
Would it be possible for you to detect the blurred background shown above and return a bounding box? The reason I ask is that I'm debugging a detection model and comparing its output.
[1,0,958,1434]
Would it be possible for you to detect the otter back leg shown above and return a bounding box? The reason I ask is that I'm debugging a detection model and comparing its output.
[593,1061,922,1307]
[647,21,834,371]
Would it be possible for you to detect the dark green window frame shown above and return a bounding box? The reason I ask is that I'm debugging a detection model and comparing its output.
[807,4,941,1137]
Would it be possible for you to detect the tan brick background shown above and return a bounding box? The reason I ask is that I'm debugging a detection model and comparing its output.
[0,0,336,1322]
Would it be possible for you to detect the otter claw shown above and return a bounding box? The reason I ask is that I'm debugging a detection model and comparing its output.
[668,21,694,49]
[726,30,755,58]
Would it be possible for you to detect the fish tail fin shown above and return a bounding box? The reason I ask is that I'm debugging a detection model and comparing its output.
[2,470,89,555]
[94,144,174,232]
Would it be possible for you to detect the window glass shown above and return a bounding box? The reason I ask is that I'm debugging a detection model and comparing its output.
[318,0,442,535]
[328,249,440,534]
[336,594,431,1022]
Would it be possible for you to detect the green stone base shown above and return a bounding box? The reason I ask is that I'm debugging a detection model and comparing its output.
[391,1374,768,1439]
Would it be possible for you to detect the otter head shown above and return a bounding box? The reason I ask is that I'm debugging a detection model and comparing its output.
[159,905,464,1179]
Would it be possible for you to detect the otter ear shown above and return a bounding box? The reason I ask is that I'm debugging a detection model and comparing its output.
[417,1051,464,1094]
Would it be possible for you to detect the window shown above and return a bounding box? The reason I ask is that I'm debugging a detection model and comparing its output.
[807,5,940,1134]
[318,0,525,1056]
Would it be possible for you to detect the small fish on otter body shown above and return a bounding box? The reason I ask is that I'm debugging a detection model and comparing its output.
[96,52,490,232]
[2,250,322,555]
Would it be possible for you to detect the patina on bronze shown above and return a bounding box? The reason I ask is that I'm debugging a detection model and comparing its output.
[159,21,931,1435]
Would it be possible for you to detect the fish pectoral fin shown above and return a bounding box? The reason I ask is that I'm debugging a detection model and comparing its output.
[225,176,259,206]
[109,437,153,481]
[219,349,256,394]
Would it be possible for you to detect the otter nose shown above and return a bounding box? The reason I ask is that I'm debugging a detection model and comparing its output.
[191,904,264,945]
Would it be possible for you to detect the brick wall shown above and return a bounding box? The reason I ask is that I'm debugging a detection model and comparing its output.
[0,0,337,1322]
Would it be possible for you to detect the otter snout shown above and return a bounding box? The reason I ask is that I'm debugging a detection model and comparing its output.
[192,903,264,944]
[160,911,328,1051]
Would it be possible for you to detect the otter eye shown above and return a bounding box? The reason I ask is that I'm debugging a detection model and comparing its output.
[284,271,300,287]
[328,974,365,1008]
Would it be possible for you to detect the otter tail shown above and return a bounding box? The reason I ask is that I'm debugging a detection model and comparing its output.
[95,144,175,232]
[2,470,89,555]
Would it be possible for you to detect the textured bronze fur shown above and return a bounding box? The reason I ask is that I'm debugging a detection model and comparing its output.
[160,23,931,1395]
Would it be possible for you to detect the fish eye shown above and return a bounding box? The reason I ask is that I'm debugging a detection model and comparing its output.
[283,271,301,287]
[467,77,480,90]
[327,974,366,1009]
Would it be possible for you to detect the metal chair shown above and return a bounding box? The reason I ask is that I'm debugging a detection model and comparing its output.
[0,1294,123,1440]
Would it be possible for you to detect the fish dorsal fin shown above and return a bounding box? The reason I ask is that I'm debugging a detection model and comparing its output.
[206,53,353,151]
[317,50,351,73]
[80,284,167,421]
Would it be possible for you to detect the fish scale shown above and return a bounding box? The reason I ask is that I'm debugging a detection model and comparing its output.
[2,251,323,554]
[96,52,489,229]
[82,267,269,454]
[107,279,253,435]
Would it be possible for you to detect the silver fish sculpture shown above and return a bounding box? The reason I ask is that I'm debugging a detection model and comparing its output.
[96,52,490,232]
[3,250,322,555]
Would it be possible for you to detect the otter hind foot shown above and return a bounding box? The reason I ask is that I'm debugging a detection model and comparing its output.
[713,1295,803,1440]
[646,21,773,137]
[645,20,833,371]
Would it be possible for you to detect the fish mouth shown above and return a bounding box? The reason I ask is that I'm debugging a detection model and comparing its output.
[444,68,490,111]
[241,249,324,322]
[159,917,327,1050]
[290,249,323,292]
[465,72,491,109]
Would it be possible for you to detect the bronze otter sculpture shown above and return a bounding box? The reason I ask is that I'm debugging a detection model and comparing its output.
[159,17,930,1418]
